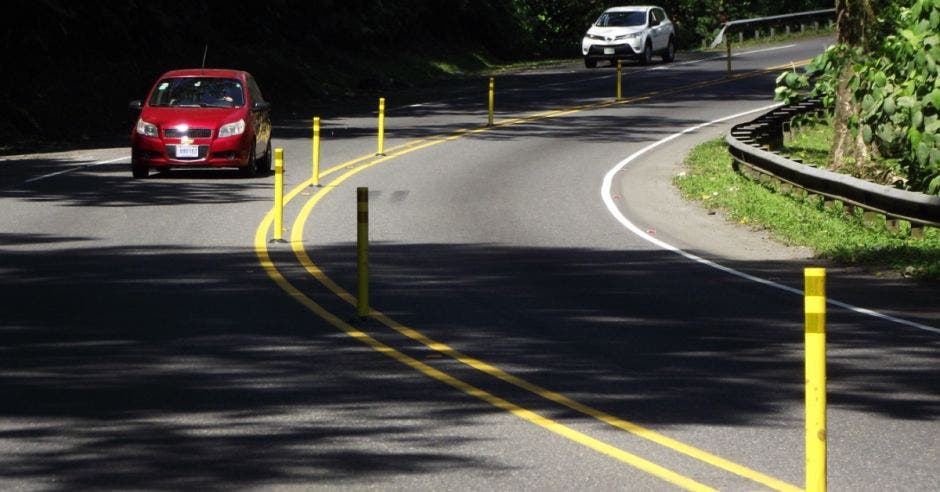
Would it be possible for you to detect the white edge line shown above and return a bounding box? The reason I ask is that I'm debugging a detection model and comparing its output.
[601,104,940,335]
[23,155,129,184]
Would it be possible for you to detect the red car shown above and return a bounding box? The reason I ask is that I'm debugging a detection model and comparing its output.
[129,69,272,178]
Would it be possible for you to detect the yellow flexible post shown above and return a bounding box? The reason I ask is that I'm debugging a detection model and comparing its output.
[617,61,622,101]
[377,98,385,156]
[357,187,369,318]
[488,77,495,126]
[271,148,286,243]
[805,267,827,492]
[312,117,321,187]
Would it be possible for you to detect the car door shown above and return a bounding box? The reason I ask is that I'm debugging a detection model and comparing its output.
[649,9,666,51]
[246,75,271,155]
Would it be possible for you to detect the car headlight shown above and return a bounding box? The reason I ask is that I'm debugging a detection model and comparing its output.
[218,119,246,138]
[586,34,605,41]
[626,32,641,39]
[136,118,158,137]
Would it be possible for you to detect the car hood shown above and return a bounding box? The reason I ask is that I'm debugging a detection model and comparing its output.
[585,26,645,39]
[140,106,246,130]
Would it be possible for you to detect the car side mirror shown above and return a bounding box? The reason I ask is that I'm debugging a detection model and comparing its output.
[129,100,142,111]
[252,101,271,112]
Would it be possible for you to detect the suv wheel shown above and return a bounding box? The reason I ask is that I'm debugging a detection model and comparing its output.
[584,57,597,69]
[640,42,653,66]
[662,37,676,63]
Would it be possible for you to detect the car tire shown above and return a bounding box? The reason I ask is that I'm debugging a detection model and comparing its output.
[640,41,653,65]
[239,145,257,178]
[662,37,676,63]
[584,57,597,69]
[131,160,149,179]
[257,140,272,174]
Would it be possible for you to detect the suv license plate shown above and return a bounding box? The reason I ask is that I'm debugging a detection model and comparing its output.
[604,48,615,55]
[176,145,199,158]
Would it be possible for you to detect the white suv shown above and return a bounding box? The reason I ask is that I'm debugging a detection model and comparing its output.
[582,6,675,68]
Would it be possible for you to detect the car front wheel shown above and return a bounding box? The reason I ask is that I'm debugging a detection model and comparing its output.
[131,159,149,179]
[239,145,257,178]
[257,140,272,174]
[640,42,653,65]
[662,37,676,63]
[584,57,597,69]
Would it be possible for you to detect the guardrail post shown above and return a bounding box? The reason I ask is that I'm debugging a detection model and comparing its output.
[726,34,732,75]
[377,97,386,156]
[271,148,287,244]
[357,187,370,319]
[805,267,827,492]
[312,117,321,187]
[911,225,925,239]
[488,77,495,126]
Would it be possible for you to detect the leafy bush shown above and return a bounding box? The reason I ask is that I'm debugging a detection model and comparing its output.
[776,0,940,194]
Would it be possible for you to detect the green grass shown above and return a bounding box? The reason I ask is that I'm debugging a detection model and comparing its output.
[782,121,832,167]
[674,138,940,280]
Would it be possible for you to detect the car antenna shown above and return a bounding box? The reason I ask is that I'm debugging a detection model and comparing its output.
[201,44,208,70]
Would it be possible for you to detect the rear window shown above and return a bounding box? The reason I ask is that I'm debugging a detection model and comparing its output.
[148,77,245,108]
[595,11,647,27]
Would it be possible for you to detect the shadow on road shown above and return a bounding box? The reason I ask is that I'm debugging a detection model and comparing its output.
[1,237,937,488]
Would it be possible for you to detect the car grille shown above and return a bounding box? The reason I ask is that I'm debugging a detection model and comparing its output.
[165,145,210,160]
[164,128,213,138]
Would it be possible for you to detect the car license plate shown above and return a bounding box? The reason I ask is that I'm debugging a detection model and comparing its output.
[604,48,615,55]
[176,145,199,158]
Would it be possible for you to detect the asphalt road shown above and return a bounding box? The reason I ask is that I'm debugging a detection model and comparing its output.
[1,37,938,491]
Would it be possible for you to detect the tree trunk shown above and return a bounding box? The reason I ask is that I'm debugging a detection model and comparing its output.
[831,0,876,174]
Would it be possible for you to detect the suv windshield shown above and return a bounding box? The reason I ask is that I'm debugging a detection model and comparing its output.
[148,77,245,108]
[595,11,646,27]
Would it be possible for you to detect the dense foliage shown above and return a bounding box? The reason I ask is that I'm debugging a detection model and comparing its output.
[1,0,831,145]
[776,0,940,195]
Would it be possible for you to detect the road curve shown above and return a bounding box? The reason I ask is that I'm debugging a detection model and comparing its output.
[2,37,938,490]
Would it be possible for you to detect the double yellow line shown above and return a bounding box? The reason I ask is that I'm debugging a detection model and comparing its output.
[255,65,806,491]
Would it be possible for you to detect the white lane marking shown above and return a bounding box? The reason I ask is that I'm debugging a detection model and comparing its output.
[23,155,129,184]
[600,105,940,335]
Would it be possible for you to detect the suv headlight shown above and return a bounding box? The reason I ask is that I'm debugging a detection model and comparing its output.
[136,118,158,137]
[218,119,246,138]
[586,34,605,41]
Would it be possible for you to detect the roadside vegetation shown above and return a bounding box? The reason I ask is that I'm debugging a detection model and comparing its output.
[776,0,940,195]
[675,138,940,279]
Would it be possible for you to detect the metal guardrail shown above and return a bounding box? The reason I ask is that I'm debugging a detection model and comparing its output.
[710,9,836,48]
[726,102,940,232]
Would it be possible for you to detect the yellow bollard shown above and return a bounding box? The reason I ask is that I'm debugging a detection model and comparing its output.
[805,267,827,492]
[377,98,386,156]
[616,61,622,101]
[271,148,286,243]
[488,77,495,126]
[312,117,321,187]
[357,187,369,318]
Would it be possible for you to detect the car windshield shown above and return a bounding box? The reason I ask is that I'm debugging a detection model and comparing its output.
[148,77,245,108]
[595,11,647,27]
